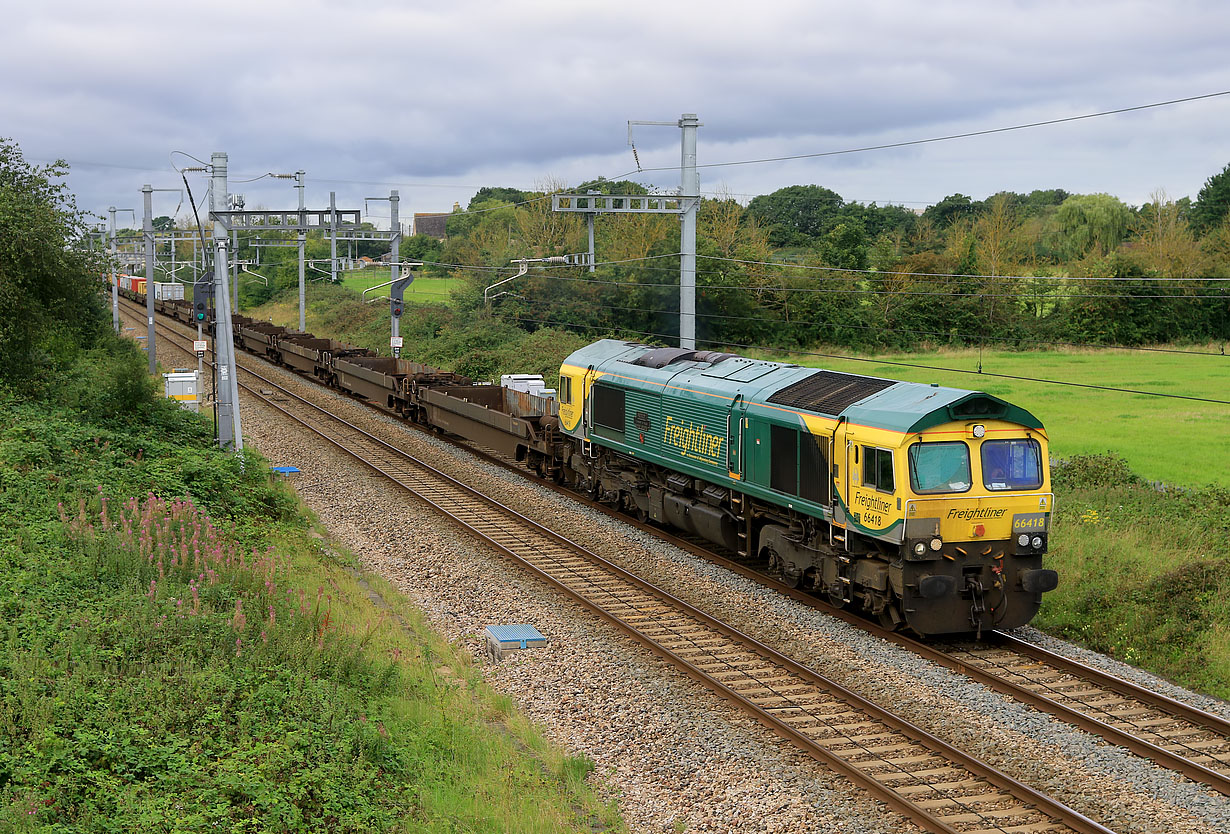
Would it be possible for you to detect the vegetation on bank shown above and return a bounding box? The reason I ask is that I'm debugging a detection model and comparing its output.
[0,139,621,832]
[1042,455,1230,700]
[0,392,621,832]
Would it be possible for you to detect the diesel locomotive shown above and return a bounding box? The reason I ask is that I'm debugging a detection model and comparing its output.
[555,340,1058,636]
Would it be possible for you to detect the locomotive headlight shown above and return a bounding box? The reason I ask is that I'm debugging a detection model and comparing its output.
[913,542,927,556]
[1031,536,1044,550]
[1018,534,1030,547]
[972,424,986,438]
[929,537,943,552]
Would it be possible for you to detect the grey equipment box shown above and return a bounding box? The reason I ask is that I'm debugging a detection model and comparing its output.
[484,624,547,662]
[162,369,199,412]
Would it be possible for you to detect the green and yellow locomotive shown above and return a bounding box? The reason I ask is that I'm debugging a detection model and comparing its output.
[557,340,1057,636]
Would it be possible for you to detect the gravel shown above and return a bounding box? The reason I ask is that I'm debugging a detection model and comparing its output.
[139,313,1230,833]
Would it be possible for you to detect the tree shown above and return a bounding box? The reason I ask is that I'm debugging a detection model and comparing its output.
[1132,189,1204,278]
[973,193,1017,276]
[515,178,583,257]
[468,186,528,209]
[1053,193,1132,259]
[0,139,107,389]
[1190,162,1230,233]
[746,184,844,246]
[922,193,974,229]
[816,220,867,271]
[401,233,444,264]
[573,178,649,196]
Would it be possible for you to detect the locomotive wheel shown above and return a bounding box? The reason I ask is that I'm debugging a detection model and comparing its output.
[878,600,904,631]
[766,545,801,589]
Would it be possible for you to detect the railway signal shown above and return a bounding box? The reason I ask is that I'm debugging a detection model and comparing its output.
[193,274,214,321]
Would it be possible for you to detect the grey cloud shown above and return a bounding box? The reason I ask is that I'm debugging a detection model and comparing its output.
[6,0,1229,222]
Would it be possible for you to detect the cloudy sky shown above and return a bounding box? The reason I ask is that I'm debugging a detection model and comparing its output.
[4,0,1228,230]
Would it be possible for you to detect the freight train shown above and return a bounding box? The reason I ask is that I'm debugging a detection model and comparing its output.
[122,285,1058,636]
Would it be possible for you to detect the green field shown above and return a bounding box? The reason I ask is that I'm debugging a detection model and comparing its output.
[758,346,1230,489]
[339,271,464,304]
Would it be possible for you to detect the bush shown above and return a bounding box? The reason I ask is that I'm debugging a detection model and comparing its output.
[1051,453,1140,490]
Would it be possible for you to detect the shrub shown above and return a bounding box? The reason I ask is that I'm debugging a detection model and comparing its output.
[1051,452,1140,490]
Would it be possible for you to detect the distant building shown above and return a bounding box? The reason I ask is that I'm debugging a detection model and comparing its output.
[413,202,459,240]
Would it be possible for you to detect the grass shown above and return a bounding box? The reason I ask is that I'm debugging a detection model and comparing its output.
[755,345,1230,489]
[0,391,622,833]
[338,272,465,305]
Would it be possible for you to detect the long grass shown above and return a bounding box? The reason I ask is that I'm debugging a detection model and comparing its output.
[0,413,622,832]
[1038,455,1230,699]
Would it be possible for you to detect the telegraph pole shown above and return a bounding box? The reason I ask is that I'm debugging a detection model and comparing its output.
[297,170,306,331]
[679,114,700,349]
[210,152,242,452]
[329,191,338,284]
[230,194,243,313]
[553,113,702,347]
[142,186,156,373]
[108,207,119,332]
[390,189,400,292]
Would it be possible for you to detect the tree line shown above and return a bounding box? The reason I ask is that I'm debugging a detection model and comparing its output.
[149,162,1230,354]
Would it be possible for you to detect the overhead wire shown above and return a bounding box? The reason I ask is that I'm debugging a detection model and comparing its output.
[526,271,1230,300]
[504,294,1228,357]
[606,90,1230,179]
[509,315,1230,405]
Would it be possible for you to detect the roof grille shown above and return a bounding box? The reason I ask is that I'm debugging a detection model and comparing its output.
[767,371,897,415]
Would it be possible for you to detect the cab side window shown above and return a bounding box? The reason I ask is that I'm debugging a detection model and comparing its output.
[559,375,572,405]
[862,446,895,493]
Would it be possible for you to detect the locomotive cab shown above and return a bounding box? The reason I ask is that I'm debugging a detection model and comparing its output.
[892,421,1057,634]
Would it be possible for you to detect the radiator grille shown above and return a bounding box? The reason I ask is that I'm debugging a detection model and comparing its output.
[767,371,896,415]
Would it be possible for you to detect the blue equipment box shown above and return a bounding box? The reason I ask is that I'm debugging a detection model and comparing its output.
[484,624,547,661]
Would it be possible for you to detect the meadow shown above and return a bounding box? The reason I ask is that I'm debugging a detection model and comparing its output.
[762,345,1229,489]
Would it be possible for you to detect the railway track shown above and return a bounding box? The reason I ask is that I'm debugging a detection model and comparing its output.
[587,511,1230,797]
[125,299,1119,834]
[571,489,1230,797]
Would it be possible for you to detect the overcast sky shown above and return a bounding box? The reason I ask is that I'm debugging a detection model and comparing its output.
[4,0,1228,231]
